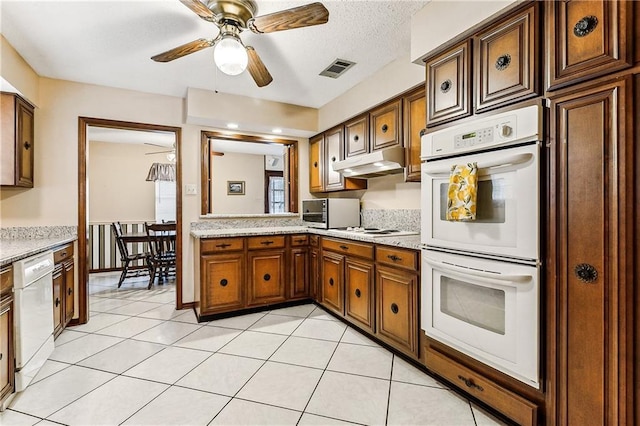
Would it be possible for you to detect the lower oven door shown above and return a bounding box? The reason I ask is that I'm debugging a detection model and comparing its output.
[421,249,540,388]
[421,142,539,262]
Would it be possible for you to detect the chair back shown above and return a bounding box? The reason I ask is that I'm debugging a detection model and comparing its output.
[111,222,130,260]
[145,223,175,257]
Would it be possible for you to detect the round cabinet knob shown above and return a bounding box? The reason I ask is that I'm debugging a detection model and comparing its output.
[390,303,399,314]
[263,274,271,282]
[68,288,72,295]
[329,278,334,286]
[220,279,228,287]
[355,289,361,298]
[353,135,359,142]
[500,125,513,138]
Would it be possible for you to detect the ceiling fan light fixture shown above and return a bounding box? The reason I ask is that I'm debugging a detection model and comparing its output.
[214,34,248,75]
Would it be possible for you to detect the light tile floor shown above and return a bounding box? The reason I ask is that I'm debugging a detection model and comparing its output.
[1,272,509,426]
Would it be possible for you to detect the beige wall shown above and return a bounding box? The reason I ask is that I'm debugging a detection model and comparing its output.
[0,35,40,106]
[88,141,158,223]
[211,152,265,214]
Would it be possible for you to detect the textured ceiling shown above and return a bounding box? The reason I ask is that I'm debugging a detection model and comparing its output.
[1,0,428,108]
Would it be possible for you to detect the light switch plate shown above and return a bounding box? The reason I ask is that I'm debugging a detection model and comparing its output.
[185,184,197,195]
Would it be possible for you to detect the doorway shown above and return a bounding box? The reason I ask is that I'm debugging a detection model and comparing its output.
[76,117,183,325]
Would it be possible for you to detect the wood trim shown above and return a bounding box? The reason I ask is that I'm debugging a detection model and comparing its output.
[200,130,298,215]
[78,117,184,324]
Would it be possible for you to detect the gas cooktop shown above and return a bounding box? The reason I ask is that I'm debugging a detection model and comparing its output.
[329,227,419,238]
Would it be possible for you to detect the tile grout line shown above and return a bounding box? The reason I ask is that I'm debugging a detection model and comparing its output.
[385,354,395,426]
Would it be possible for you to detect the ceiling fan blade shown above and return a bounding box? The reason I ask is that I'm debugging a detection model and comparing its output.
[246,46,273,87]
[146,150,175,155]
[249,2,329,34]
[178,0,215,21]
[151,38,214,62]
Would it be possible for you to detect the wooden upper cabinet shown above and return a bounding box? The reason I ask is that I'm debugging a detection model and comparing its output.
[324,126,344,191]
[475,3,539,112]
[1,92,34,187]
[403,86,426,182]
[546,0,634,91]
[345,114,369,158]
[426,40,472,127]
[309,134,324,193]
[370,99,402,151]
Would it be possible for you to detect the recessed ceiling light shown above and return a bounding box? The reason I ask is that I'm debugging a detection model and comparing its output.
[272,128,283,134]
[227,123,239,129]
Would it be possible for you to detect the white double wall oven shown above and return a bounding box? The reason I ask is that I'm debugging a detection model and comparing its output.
[420,105,543,388]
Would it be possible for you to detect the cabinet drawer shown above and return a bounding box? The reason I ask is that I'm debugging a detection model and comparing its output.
[53,243,74,263]
[322,238,374,260]
[201,238,244,253]
[247,236,286,250]
[376,246,418,270]
[0,266,11,294]
[290,235,309,247]
[426,348,537,426]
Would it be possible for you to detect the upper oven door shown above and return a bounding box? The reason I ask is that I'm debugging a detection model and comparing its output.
[421,142,539,262]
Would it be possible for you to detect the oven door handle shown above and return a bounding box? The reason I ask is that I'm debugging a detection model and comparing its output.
[423,153,534,177]
[423,258,533,286]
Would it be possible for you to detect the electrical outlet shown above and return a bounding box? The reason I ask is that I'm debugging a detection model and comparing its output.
[185,184,197,195]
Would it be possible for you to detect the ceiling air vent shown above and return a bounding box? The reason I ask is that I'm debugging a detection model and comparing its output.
[319,59,356,78]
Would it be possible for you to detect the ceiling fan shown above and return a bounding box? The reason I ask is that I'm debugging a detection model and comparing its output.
[151,0,330,87]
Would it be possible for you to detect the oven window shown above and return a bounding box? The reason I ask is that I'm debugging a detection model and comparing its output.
[439,178,506,223]
[440,276,505,335]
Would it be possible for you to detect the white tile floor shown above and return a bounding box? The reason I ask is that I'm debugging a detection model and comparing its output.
[1,272,509,426]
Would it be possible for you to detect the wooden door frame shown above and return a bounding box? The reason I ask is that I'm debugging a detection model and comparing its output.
[75,117,183,325]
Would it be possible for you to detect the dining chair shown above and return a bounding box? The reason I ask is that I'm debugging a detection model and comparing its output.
[111,222,148,288]
[144,222,176,289]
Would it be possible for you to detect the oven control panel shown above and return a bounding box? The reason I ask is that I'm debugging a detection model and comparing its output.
[421,105,542,159]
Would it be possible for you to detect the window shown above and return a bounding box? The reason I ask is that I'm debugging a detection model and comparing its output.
[265,171,285,214]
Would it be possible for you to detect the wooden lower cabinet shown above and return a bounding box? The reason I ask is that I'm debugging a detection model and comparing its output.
[375,265,418,357]
[248,250,286,306]
[63,259,74,325]
[0,265,14,408]
[344,258,374,332]
[321,251,344,315]
[290,247,309,299]
[200,253,245,315]
[52,243,74,338]
[52,265,64,337]
[309,236,320,301]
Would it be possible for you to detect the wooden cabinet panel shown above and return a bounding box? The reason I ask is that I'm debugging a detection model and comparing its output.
[426,41,472,127]
[310,247,320,301]
[475,4,539,112]
[403,86,426,182]
[52,265,63,337]
[201,238,244,253]
[322,238,374,260]
[290,248,309,299]
[345,114,369,158]
[370,99,402,151]
[376,246,419,271]
[63,259,74,325]
[321,252,344,315]
[0,266,13,407]
[290,235,309,247]
[53,244,73,264]
[201,253,245,314]
[1,93,34,187]
[248,250,286,306]
[344,258,374,331]
[426,347,537,426]
[247,235,285,250]
[324,126,344,191]
[547,0,633,90]
[309,134,324,192]
[550,77,633,425]
[376,265,418,356]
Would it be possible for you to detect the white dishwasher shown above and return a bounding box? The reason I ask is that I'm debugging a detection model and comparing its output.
[13,251,55,392]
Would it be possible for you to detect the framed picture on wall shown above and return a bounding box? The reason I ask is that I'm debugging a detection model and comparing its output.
[227,181,245,195]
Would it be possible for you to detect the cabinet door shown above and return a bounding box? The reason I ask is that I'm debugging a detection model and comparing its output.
[344,258,374,331]
[376,266,418,356]
[345,114,369,158]
[547,0,633,90]
[426,41,471,127]
[290,247,309,299]
[15,96,34,187]
[309,134,324,192]
[324,126,344,191]
[52,265,64,337]
[248,250,286,306]
[0,295,13,403]
[310,247,320,301]
[550,77,633,425]
[321,252,344,315]
[403,86,426,182]
[63,259,74,325]
[201,253,245,314]
[370,99,402,151]
[475,4,539,112]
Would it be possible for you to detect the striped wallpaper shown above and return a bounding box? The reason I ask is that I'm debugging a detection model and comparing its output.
[89,222,148,272]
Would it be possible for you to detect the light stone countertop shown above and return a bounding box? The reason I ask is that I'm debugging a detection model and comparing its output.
[190,227,423,250]
[1,235,77,267]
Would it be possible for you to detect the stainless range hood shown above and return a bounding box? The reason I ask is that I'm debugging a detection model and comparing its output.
[332,146,405,178]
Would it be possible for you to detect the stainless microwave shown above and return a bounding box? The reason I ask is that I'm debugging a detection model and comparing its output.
[302,198,360,229]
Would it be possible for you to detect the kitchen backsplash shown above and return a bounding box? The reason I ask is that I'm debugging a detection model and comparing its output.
[0,226,78,240]
[191,215,304,230]
[361,209,420,232]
